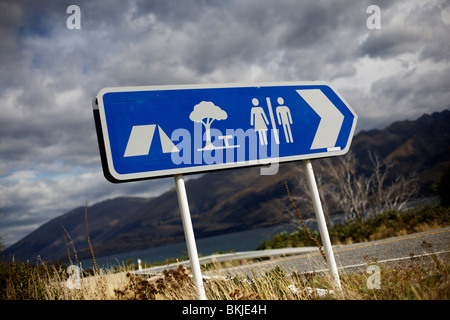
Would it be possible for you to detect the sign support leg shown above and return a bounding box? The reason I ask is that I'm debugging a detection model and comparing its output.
[174,174,207,300]
[303,160,342,290]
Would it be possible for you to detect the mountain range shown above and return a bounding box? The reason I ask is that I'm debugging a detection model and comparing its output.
[3,109,449,263]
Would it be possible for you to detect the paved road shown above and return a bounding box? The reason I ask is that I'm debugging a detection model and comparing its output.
[214,227,450,278]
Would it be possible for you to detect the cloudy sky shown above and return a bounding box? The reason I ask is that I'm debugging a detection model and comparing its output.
[1,0,449,247]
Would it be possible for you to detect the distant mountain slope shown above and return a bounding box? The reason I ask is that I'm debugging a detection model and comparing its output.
[3,197,149,263]
[352,110,450,190]
[3,110,449,263]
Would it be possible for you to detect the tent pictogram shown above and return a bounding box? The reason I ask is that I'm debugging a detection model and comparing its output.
[124,124,179,157]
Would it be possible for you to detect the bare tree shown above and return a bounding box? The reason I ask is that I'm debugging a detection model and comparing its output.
[287,163,335,228]
[369,150,394,214]
[323,153,373,222]
[381,174,419,212]
[324,150,419,222]
[367,150,419,214]
[291,150,420,224]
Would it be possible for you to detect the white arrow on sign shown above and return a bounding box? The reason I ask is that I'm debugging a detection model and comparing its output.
[296,89,344,150]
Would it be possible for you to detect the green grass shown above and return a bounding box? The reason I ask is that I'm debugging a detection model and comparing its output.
[257,204,449,250]
[0,258,66,300]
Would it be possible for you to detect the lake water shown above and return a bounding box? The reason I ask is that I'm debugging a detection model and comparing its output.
[80,224,299,269]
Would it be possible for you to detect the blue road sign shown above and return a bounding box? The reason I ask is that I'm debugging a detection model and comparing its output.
[93,82,357,182]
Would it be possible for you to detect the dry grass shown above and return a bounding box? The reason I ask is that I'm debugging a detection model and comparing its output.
[111,250,449,300]
[2,202,448,300]
[48,269,129,300]
[110,265,340,300]
[2,249,448,300]
[8,250,446,300]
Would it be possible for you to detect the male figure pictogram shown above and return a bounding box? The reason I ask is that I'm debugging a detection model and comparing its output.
[276,97,293,143]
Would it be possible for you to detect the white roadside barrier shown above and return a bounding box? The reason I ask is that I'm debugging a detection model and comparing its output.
[132,246,319,276]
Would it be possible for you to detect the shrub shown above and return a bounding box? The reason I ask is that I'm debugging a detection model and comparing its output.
[258,205,449,250]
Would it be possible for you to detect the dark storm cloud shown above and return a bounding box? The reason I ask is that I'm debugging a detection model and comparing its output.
[360,0,450,61]
[360,28,420,58]
[372,67,450,113]
[132,0,215,26]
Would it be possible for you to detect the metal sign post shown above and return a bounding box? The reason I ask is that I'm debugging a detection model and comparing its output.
[174,174,207,300]
[303,160,341,289]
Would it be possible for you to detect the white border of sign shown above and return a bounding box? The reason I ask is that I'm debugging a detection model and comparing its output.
[94,81,358,182]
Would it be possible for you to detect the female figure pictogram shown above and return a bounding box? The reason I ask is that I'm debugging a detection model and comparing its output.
[250,98,269,145]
